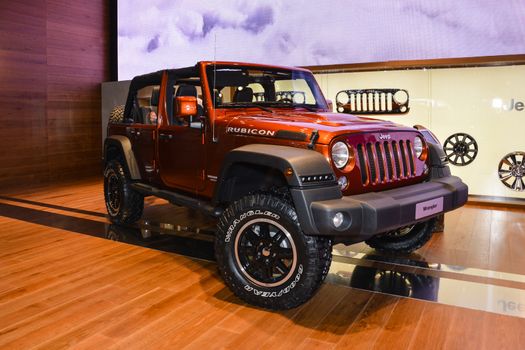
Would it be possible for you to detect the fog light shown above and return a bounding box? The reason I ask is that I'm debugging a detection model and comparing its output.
[332,212,344,228]
[337,176,348,190]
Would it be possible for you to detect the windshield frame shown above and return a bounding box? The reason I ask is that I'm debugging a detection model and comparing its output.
[204,64,329,111]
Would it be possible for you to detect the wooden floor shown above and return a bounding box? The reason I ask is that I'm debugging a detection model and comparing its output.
[1,178,525,349]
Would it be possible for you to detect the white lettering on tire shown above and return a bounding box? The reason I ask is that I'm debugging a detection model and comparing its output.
[243,265,303,298]
[225,210,280,242]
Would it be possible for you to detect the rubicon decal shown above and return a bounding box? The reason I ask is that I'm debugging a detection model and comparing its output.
[227,127,276,137]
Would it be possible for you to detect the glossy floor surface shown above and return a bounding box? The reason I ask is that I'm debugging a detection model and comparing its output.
[1,178,525,349]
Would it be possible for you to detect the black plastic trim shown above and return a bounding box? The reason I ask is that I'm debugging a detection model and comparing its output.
[130,183,222,217]
[297,175,468,241]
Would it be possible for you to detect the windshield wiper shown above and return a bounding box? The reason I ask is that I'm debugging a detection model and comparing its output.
[298,105,319,112]
[264,102,319,112]
[222,103,274,113]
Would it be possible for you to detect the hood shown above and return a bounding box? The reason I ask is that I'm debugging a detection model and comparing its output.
[223,110,417,144]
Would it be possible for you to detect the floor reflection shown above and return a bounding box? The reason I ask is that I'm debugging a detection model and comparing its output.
[327,254,439,301]
[104,221,215,261]
[1,197,524,318]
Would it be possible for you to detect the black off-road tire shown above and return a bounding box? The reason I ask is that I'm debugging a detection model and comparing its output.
[215,194,332,310]
[365,218,437,254]
[103,159,144,224]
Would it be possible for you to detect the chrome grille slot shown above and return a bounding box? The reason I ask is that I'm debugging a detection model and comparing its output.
[384,142,394,180]
[375,142,386,182]
[366,143,377,183]
[357,144,368,184]
[392,141,402,178]
[407,140,415,175]
[399,141,409,177]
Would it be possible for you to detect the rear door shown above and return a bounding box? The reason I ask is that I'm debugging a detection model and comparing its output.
[127,84,160,182]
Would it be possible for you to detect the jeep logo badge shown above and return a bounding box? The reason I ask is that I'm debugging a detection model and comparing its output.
[379,133,391,140]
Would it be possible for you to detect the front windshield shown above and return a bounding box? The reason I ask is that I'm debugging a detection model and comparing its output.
[205,65,328,110]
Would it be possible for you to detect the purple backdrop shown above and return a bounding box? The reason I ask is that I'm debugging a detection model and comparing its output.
[118,0,525,80]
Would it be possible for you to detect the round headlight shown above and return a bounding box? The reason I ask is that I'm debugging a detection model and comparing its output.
[332,142,349,168]
[414,136,424,158]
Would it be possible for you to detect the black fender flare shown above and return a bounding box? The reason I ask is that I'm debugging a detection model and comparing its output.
[427,142,452,179]
[217,144,333,187]
[213,145,342,236]
[103,135,141,180]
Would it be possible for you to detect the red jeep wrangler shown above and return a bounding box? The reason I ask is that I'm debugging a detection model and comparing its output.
[104,61,468,309]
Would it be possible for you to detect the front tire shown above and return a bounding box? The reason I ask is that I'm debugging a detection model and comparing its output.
[103,159,144,224]
[215,194,332,310]
[365,218,437,253]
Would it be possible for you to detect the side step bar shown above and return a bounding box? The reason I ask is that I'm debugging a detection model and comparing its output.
[130,183,223,218]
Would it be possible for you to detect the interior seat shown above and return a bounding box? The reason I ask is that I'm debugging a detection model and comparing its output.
[234,87,253,103]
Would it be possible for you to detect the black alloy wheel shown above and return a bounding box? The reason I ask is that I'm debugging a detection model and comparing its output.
[443,133,478,166]
[498,151,525,192]
[103,159,144,224]
[235,219,296,288]
[106,170,122,216]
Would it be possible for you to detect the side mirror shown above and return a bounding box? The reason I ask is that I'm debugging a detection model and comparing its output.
[175,96,197,117]
[326,99,334,112]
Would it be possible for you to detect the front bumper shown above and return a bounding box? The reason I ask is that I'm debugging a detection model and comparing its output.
[291,176,468,242]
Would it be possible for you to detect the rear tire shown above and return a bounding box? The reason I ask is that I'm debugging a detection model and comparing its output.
[103,159,144,224]
[365,218,437,253]
[215,194,332,310]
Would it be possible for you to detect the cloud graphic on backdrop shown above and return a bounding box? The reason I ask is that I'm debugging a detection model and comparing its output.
[118,0,525,80]
[202,6,274,36]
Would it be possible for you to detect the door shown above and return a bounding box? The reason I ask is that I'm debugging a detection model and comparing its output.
[158,82,206,192]
[128,85,160,181]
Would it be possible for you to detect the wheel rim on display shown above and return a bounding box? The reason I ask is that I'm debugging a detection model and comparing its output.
[498,151,525,192]
[443,133,478,166]
[106,171,121,214]
[234,218,297,288]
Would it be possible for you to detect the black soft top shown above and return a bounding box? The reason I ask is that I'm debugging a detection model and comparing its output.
[124,65,200,119]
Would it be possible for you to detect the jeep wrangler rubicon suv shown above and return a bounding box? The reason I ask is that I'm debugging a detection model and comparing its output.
[103,61,468,309]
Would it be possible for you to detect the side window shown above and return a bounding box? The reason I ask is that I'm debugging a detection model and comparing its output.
[131,85,160,125]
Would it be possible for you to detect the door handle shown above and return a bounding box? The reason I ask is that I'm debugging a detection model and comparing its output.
[159,133,173,140]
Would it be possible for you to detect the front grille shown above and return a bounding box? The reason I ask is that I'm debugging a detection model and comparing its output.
[357,139,416,185]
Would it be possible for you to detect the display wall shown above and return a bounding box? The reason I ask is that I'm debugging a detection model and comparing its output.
[117,0,525,80]
[315,64,525,199]
[0,1,109,189]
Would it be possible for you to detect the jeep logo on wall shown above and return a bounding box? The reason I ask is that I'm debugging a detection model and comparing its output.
[336,88,410,115]
[492,98,525,112]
